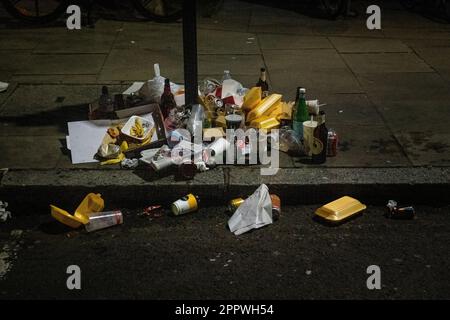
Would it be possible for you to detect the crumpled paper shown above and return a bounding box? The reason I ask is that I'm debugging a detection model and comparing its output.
[228,184,273,235]
[0,82,9,93]
[0,201,11,222]
[121,158,139,169]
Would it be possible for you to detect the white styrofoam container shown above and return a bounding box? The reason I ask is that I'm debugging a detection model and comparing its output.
[121,115,154,142]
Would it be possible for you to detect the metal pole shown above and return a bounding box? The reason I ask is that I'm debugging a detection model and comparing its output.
[182,0,198,106]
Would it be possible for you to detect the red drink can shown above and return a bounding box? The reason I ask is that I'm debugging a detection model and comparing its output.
[327,129,338,157]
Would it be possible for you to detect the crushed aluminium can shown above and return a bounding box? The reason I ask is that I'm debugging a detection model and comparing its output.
[386,200,415,219]
[227,195,281,221]
[270,194,281,221]
[228,198,245,213]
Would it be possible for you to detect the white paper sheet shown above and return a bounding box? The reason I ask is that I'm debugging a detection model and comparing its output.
[67,113,155,164]
[228,184,273,235]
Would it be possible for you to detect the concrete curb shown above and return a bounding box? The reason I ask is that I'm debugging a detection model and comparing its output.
[1,167,449,214]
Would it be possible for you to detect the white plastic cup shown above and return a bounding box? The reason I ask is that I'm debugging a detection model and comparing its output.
[303,120,318,156]
[85,210,123,232]
[171,194,198,215]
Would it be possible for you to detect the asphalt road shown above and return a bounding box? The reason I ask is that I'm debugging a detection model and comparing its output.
[0,204,449,300]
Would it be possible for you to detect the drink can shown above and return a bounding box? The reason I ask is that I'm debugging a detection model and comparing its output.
[270,194,281,221]
[327,129,338,157]
[171,194,199,215]
[228,198,245,213]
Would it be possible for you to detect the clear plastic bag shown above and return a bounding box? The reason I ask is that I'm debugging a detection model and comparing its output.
[187,104,205,138]
[139,63,183,104]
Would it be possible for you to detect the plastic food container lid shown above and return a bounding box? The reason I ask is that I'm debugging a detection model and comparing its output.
[315,196,366,222]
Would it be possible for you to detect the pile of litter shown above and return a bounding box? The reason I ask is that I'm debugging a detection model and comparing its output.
[66,63,339,180]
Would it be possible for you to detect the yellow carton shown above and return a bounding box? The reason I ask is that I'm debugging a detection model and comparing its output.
[242,87,262,111]
[249,115,280,130]
[315,196,366,223]
[51,193,105,228]
[246,94,282,123]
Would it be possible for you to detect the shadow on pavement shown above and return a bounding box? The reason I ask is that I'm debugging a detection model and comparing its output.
[0,103,90,134]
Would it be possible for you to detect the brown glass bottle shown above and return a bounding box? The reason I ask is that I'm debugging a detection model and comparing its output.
[160,78,177,119]
[312,111,328,164]
[256,68,269,98]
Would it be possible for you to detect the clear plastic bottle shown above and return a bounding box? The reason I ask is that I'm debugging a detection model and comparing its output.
[85,210,123,232]
[222,70,232,82]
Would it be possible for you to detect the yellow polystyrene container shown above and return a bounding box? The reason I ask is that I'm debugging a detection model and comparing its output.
[315,196,366,222]
[249,115,280,130]
[267,103,282,119]
[242,87,262,111]
[246,94,282,123]
[51,193,105,228]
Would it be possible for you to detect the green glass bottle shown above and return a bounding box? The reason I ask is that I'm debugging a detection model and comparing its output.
[292,87,309,138]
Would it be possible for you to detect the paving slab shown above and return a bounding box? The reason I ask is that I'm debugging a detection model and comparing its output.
[249,24,316,36]
[197,29,260,54]
[0,51,32,72]
[0,84,126,117]
[263,49,363,99]
[313,93,385,126]
[0,136,62,169]
[198,54,264,76]
[341,53,433,74]
[0,84,127,138]
[12,54,107,75]
[402,38,450,49]
[382,28,450,40]
[394,132,450,166]
[379,9,450,29]
[0,30,41,50]
[356,72,450,102]
[197,2,252,32]
[312,23,385,38]
[10,74,101,84]
[250,8,310,29]
[33,29,118,54]
[293,124,411,167]
[99,48,184,82]
[258,34,332,50]
[377,99,450,135]
[329,37,410,53]
[115,23,183,50]
[413,47,450,74]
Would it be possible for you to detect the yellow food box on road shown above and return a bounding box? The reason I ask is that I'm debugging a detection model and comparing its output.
[315,196,366,223]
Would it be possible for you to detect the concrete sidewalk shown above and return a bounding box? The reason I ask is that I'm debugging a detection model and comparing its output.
[0,0,449,208]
